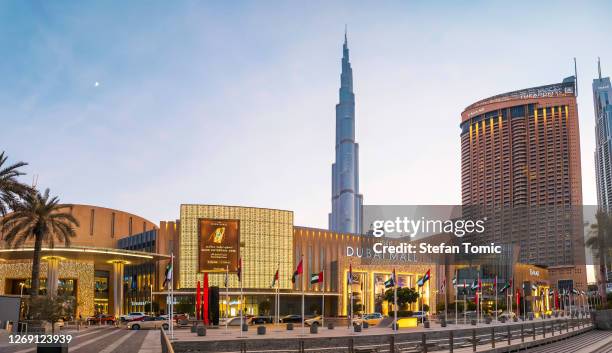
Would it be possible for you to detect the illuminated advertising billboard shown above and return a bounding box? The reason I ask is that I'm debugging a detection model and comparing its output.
[199,219,240,272]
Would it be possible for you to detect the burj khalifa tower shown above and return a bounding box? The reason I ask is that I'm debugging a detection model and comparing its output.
[329,31,363,234]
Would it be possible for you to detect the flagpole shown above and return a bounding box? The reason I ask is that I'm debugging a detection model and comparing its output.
[453,271,457,326]
[301,255,305,334]
[476,273,479,325]
[523,282,527,321]
[463,280,467,325]
[393,270,397,332]
[495,275,498,322]
[350,278,353,329]
[444,274,447,323]
[321,267,325,328]
[225,265,229,334]
[301,267,305,333]
[170,253,174,340]
[240,258,243,338]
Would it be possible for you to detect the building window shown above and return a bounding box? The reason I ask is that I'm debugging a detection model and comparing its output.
[90,209,95,236]
[111,212,116,238]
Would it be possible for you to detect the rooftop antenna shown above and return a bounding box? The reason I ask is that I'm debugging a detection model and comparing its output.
[598,57,602,80]
[32,174,38,188]
[574,57,578,97]
[344,24,348,44]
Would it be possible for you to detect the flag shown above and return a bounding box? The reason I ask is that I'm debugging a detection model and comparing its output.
[452,276,457,286]
[163,263,173,288]
[291,258,303,284]
[440,276,446,294]
[310,272,323,284]
[471,279,478,290]
[271,268,279,288]
[494,276,497,291]
[384,269,396,288]
[554,289,559,309]
[224,267,229,287]
[347,263,353,285]
[417,269,430,287]
[237,258,242,282]
[572,288,579,295]
[499,281,511,294]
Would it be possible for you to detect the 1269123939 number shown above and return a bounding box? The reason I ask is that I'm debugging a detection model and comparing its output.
[8,334,73,344]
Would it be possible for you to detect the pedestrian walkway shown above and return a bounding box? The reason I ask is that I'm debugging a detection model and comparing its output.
[138,329,161,353]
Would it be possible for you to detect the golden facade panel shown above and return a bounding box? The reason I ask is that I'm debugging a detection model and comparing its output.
[179,205,293,290]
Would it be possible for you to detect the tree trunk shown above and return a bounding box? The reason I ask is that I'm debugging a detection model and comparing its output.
[30,231,43,297]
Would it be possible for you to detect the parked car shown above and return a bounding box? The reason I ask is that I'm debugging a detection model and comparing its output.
[280,314,302,323]
[362,313,384,326]
[220,317,246,326]
[127,316,170,330]
[87,314,115,325]
[120,312,146,322]
[304,316,322,326]
[250,316,273,324]
[499,311,516,320]
[412,311,429,321]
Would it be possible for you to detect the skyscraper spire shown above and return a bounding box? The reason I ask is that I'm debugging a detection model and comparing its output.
[329,31,363,234]
[344,24,348,45]
[598,57,602,80]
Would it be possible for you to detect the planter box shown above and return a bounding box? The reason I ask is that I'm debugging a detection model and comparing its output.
[286,323,293,330]
[37,343,68,353]
[592,309,612,330]
[257,326,266,335]
[197,326,206,336]
[310,325,317,334]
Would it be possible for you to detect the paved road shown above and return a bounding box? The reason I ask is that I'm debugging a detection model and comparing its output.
[0,326,160,353]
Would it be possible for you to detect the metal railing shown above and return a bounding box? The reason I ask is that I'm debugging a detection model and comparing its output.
[161,327,175,353]
[199,317,593,353]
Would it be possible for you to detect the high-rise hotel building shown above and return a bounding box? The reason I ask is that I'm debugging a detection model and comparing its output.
[460,76,587,290]
[461,76,582,208]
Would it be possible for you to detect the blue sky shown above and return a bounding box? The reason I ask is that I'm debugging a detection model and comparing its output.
[1,1,611,228]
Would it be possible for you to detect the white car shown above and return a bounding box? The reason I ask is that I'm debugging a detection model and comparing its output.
[120,312,146,321]
[304,316,322,326]
[127,317,171,330]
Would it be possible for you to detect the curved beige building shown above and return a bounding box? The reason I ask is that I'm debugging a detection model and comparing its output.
[0,205,166,317]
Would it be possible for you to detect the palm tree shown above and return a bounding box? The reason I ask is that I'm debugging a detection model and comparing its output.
[1,189,79,296]
[0,151,30,216]
[588,210,612,307]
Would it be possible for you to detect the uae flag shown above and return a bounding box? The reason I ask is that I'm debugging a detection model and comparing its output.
[499,281,511,294]
[347,263,354,285]
[163,263,173,288]
[384,269,396,288]
[237,258,242,282]
[417,269,430,287]
[310,272,324,284]
[291,258,303,284]
[270,268,279,288]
